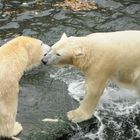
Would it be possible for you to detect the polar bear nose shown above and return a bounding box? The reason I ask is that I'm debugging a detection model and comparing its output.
[41,59,47,65]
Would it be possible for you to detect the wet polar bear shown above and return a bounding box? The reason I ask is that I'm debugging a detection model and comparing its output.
[42,30,140,123]
[0,36,50,140]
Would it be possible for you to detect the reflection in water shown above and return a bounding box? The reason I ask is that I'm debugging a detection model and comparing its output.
[0,0,140,139]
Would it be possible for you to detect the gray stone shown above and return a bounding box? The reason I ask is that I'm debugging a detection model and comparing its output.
[0,22,19,30]
[17,65,77,140]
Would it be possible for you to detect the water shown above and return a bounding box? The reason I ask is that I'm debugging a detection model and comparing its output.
[0,0,140,139]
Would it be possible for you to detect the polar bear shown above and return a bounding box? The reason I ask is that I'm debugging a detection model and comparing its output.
[0,36,50,140]
[42,30,140,123]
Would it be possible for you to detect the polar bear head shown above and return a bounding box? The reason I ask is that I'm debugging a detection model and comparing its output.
[42,33,89,69]
[20,36,50,69]
[7,36,50,70]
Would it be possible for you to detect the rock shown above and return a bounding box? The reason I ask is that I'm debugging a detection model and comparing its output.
[125,4,140,14]
[94,0,123,9]
[17,65,77,140]
[0,22,19,30]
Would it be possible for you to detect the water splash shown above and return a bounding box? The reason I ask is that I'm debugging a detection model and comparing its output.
[50,66,140,139]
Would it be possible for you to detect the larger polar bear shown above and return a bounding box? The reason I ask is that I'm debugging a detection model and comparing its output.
[42,30,140,123]
[0,36,50,140]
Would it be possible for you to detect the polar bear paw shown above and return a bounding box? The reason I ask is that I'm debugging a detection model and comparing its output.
[12,122,23,136]
[67,108,92,123]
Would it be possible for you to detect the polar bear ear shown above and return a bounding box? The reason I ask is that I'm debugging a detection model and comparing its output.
[60,33,67,40]
[75,51,84,58]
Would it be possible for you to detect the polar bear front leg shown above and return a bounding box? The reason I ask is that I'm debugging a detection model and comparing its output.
[67,91,98,123]
[67,76,107,123]
[12,122,23,136]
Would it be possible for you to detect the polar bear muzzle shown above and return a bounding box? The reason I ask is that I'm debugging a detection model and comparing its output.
[41,50,58,65]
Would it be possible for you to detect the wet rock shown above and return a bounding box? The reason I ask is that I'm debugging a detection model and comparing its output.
[54,10,68,20]
[111,12,123,19]
[125,4,140,14]
[17,65,78,140]
[0,22,19,29]
[10,1,21,6]
[94,0,123,9]
[97,16,140,31]
[13,11,35,22]
[30,9,54,18]
[22,29,38,36]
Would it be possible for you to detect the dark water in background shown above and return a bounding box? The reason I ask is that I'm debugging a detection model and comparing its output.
[0,0,140,140]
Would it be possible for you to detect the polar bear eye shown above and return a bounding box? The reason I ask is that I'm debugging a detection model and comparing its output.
[56,53,61,56]
[44,53,47,56]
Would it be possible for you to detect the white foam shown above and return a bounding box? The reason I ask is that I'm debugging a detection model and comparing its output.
[68,80,85,101]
